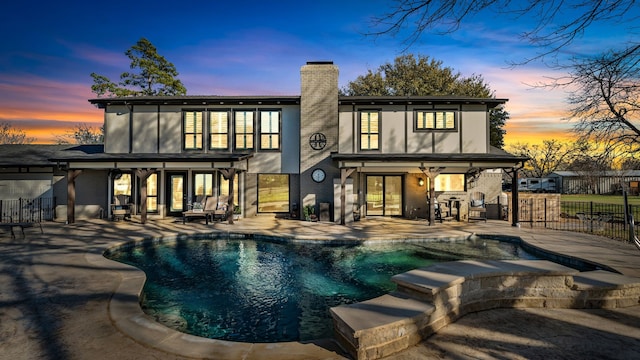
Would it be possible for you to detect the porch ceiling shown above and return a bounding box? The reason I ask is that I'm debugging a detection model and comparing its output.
[332,152,528,173]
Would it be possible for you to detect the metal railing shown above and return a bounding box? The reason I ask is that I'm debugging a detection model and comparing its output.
[0,197,55,223]
[515,198,640,243]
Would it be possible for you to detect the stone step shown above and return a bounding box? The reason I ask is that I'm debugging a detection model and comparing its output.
[330,260,640,360]
[330,292,434,360]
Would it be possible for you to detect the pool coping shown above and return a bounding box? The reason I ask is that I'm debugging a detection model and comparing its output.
[88,227,626,360]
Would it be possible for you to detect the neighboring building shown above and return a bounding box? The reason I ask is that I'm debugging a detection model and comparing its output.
[0,62,527,224]
[548,170,640,194]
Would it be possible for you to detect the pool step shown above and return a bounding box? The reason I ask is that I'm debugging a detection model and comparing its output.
[330,260,640,360]
[330,292,434,360]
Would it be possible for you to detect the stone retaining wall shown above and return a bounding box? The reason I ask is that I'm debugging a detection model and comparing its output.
[330,260,640,360]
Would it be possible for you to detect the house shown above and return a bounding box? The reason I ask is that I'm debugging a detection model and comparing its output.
[0,62,527,225]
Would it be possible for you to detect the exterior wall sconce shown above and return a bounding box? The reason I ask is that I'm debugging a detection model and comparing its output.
[418,178,425,187]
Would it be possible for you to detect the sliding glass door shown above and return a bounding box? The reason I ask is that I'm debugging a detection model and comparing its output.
[366,175,403,216]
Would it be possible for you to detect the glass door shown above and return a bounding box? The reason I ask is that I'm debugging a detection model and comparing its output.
[384,176,402,216]
[366,175,403,216]
[166,172,187,217]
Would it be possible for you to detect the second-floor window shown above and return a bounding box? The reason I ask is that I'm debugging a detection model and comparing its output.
[235,111,254,150]
[209,111,229,150]
[416,110,456,130]
[360,111,379,150]
[184,111,203,149]
[260,110,280,150]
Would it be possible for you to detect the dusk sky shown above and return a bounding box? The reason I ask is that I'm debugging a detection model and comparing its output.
[1,1,638,145]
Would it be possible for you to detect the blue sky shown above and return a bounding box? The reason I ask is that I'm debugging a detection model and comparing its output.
[1,0,637,144]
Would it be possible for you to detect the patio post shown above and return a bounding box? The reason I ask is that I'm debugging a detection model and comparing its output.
[66,169,82,224]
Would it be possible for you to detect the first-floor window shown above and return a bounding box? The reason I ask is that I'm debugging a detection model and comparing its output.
[146,173,158,212]
[219,173,240,211]
[113,173,132,197]
[193,173,214,204]
[257,174,289,213]
[434,174,465,191]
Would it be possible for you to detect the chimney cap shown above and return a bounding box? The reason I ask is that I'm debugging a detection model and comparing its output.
[306,61,334,65]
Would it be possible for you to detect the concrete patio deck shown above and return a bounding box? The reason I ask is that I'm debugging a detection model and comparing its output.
[1,216,639,359]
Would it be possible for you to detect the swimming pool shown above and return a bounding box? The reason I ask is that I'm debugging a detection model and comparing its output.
[105,236,538,342]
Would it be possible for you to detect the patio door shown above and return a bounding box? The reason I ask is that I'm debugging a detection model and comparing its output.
[166,172,187,217]
[366,175,403,216]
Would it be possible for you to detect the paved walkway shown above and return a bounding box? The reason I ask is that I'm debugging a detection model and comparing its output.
[1,217,639,359]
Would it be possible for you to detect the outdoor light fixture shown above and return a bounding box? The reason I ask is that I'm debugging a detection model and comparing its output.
[418,178,425,187]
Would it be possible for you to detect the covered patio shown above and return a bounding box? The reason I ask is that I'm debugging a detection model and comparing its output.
[332,149,528,225]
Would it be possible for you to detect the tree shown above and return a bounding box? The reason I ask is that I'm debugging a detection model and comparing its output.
[91,38,187,97]
[370,1,638,62]
[563,45,640,155]
[0,122,35,144]
[507,139,587,178]
[56,123,104,144]
[342,54,508,148]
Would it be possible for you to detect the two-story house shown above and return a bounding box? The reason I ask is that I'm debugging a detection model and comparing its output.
[0,62,526,225]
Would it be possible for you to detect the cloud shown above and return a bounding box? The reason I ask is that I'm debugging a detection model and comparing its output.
[0,73,102,143]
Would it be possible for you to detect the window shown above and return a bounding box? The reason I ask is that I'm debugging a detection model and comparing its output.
[184,111,203,149]
[257,174,289,213]
[260,111,280,150]
[360,111,379,150]
[193,173,214,203]
[146,173,158,212]
[234,111,254,150]
[113,173,132,196]
[416,110,456,130]
[434,174,465,191]
[219,173,239,210]
[209,111,229,150]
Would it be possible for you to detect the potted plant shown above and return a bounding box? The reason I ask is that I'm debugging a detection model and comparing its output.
[303,204,316,221]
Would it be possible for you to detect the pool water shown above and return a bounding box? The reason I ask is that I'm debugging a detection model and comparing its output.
[106,237,537,342]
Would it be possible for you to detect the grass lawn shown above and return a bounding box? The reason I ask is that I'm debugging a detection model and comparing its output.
[561,194,640,206]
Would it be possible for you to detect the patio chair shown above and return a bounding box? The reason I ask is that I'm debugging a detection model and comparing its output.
[467,192,487,222]
[110,194,132,221]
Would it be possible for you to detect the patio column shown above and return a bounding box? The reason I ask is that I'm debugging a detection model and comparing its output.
[340,168,356,225]
[134,169,155,224]
[509,167,520,227]
[66,169,82,224]
[420,167,444,226]
[219,168,237,225]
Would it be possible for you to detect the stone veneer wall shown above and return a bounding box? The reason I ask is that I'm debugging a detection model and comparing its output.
[299,62,339,210]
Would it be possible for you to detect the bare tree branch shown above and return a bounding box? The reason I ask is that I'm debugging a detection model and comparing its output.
[369,1,638,62]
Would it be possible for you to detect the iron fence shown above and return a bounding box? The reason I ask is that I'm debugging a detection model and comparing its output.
[0,197,55,223]
[516,198,639,242]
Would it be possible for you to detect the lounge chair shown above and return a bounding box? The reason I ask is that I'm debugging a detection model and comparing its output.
[182,196,213,224]
[211,195,229,222]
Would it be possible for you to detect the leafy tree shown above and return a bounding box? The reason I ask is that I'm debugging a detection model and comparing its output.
[91,38,186,97]
[342,54,508,148]
[370,1,637,62]
[56,123,104,144]
[0,122,35,144]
